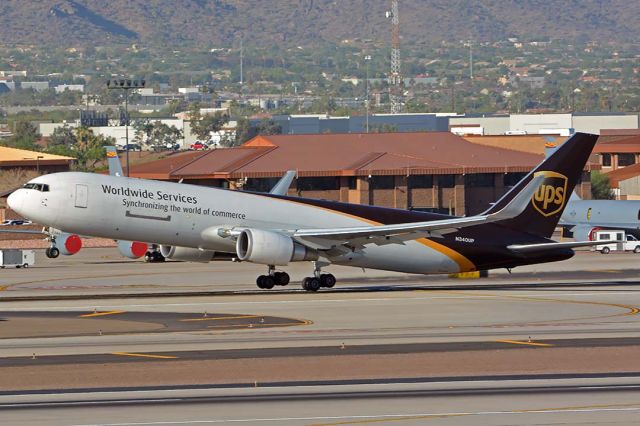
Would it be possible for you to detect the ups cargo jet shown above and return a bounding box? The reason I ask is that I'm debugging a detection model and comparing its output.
[8,132,599,291]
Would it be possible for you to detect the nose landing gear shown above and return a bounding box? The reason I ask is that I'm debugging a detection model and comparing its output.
[45,246,60,259]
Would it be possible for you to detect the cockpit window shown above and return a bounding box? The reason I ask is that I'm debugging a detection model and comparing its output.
[23,183,49,192]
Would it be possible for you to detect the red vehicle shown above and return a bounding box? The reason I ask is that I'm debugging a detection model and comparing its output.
[190,142,209,150]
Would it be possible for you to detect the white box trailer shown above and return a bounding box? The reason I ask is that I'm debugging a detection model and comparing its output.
[0,249,35,268]
[592,230,640,254]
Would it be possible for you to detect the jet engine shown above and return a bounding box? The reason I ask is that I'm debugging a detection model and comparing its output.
[236,229,318,266]
[159,245,218,263]
[117,240,149,259]
[56,233,82,256]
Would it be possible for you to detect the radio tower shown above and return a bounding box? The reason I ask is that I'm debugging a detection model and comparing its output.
[388,0,403,114]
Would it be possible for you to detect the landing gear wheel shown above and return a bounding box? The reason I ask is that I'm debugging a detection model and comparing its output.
[601,246,611,254]
[46,246,60,259]
[257,275,275,289]
[144,252,152,262]
[302,277,321,292]
[274,272,290,286]
[320,273,336,288]
[262,275,275,289]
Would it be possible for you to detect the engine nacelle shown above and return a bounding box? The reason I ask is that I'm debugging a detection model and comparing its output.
[56,233,82,256]
[159,245,218,263]
[117,240,149,259]
[236,229,318,266]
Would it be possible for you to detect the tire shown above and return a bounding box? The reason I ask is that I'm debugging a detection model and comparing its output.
[306,277,321,292]
[15,265,21,268]
[48,247,60,258]
[320,274,336,288]
[144,252,152,262]
[256,275,266,289]
[23,263,29,268]
[634,246,640,254]
[262,275,275,289]
[301,277,309,291]
[601,247,610,254]
[274,272,290,286]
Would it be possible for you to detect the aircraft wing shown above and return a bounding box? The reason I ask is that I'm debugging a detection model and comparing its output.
[291,176,543,248]
[507,240,618,254]
[269,170,296,195]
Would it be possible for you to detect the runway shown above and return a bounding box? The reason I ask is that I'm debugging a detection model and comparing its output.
[3,376,640,425]
[2,248,640,424]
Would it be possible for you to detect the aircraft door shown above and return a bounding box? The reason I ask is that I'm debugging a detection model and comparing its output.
[75,184,88,208]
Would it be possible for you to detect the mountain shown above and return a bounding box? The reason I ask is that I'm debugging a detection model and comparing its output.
[0,0,638,48]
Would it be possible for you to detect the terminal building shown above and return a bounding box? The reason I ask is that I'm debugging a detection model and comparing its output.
[130,132,597,216]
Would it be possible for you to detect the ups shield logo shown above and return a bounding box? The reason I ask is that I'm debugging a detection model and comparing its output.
[531,171,568,217]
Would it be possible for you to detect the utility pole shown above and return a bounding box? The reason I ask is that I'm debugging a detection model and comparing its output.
[239,37,244,85]
[365,55,371,133]
[106,78,145,177]
[469,41,474,80]
[387,0,402,114]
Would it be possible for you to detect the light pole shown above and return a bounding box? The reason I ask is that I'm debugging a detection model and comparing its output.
[106,78,145,177]
[364,55,371,133]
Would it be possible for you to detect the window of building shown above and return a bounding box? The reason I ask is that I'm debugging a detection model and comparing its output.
[346,177,357,190]
[408,175,433,189]
[243,178,279,192]
[438,175,456,188]
[618,153,636,167]
[369,176,395,190]
[297,177,340,191]
[601,153,612,167]
[504,172,527,187]
[465,173,494,187]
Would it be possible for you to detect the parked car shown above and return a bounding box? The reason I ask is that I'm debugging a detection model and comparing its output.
[190,142,209,150]
[117,144,142,152]
[0,219,33,226]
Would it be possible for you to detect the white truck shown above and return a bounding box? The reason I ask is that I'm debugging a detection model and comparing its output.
[592,230,640,254]
[0,249,35,268]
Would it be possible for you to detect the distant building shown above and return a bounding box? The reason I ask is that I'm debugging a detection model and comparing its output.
[54,84,84,93]
[20,81,50,92]
[0,146,74,173]
[129,132,596,215]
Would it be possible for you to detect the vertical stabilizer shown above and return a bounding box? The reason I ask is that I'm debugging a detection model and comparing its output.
[485,132,598,238]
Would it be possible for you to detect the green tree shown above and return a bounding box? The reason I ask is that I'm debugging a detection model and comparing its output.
[148,122,183,150]
[9,121,40,150]
[49,125,77,146]
[189,103,229,142]
[132,118,154,145]
[590,171,614,200]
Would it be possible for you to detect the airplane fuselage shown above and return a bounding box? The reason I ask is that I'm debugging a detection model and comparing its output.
[9,172,572,275]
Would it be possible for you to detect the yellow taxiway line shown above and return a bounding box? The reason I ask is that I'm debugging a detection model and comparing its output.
[79,310,125,318]
[496,339,553,347]
[111,352,178,359]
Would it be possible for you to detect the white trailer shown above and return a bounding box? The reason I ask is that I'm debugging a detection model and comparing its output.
[0,249,35,268]
[592,230,640,254]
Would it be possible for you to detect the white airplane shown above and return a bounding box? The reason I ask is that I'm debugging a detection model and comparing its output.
[8,133,600,291]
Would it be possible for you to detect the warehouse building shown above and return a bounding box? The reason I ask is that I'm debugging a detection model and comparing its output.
[130,132,596,215]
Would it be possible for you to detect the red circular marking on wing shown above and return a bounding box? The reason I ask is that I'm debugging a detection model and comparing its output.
[65,234,82,255]
[130,241,148,258]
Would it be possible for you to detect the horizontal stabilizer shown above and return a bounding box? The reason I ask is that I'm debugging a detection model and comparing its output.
[507,240,618,253]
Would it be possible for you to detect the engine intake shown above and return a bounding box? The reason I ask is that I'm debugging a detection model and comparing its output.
[236,229,318,266]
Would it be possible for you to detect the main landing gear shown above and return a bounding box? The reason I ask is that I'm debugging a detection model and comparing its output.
[144,245,165,263]
[254,264,336,292]
[257,265,290,289]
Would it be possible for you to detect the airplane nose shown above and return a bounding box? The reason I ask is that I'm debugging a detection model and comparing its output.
[7,190,24,213]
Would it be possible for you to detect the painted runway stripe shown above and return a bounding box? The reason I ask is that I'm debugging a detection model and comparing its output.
[80,310,125,317]
[111,352,178,360]
[496,339,553,347]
